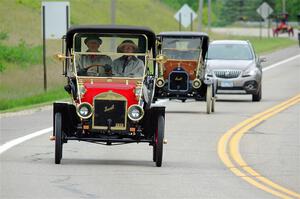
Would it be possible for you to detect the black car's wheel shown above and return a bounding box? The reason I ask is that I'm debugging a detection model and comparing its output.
[54,112,63,164]
[153,115,164,167]
[252,86,262,102]
[181,99,186,103]
[206,85,212,114]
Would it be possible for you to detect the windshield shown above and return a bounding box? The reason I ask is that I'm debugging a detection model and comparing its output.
[73,33,148,78]
[207,43,253,60]
[161,37,202,60]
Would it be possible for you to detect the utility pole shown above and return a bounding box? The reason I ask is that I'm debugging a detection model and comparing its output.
[111,0,116,51]
[207,0,211,32]
[197,0,203,31]
[282,0,286,13]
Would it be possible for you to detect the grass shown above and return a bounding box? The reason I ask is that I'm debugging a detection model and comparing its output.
[0,87,69,112]
[209,32,297,54]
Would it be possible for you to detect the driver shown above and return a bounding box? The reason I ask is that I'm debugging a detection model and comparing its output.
[77,35,112,76]
[111,40,144,77]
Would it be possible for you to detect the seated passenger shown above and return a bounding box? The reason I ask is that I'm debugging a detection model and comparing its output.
[111,40,144,77]
[77,35,112,76]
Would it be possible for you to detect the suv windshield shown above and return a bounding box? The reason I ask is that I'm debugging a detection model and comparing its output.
[162,37,202,60]
[207,43,253,60]
[73,33,148,78]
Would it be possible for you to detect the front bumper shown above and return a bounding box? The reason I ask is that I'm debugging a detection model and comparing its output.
[215,75,261,94]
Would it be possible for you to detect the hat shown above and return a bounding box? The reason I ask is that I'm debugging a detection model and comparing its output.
[84,35,102,45]
[117,40,138,53]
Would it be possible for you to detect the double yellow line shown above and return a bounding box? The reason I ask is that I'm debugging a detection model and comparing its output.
[218,94,300,199]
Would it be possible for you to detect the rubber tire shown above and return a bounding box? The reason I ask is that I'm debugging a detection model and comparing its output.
[154,115,164,167]
[55,112,63,164]
[252,86,262,102]
[206,85,212,114]
[211,98,215,113]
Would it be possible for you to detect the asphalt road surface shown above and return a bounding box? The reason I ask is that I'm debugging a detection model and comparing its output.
[1,46,299,199]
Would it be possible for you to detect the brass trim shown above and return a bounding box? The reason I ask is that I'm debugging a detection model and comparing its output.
[92,91,128,130]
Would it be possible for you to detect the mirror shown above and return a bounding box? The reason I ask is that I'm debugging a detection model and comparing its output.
[259,56,267,62]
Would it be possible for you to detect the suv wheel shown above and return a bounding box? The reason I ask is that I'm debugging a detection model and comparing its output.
[252,86,262,102]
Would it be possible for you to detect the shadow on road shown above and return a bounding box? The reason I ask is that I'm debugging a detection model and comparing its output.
[59,159,155,167]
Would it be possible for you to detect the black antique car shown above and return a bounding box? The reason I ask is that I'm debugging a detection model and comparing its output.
[154,32,216,113]
[52,25,166,167]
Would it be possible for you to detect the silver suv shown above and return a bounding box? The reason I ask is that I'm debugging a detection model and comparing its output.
[206,40,265,101]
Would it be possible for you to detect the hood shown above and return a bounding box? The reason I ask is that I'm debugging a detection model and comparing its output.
[80,82,138,108]
[206,59,254,70]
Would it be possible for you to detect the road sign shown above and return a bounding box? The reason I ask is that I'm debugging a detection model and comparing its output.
[256,2,273,20]
[42,1,70,39]
[174,4,197,28]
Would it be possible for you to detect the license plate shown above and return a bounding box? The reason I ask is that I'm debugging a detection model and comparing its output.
[221,80,233,87]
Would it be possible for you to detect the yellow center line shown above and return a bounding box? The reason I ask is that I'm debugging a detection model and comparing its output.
[218,94,300,199]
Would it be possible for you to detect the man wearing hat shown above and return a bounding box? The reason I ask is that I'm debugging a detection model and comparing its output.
[111,40,144,77]
[77,35,112,76]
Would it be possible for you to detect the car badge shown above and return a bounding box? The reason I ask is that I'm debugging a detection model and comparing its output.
[225,71,230,77]
[104,104,115,112]
[175,77,183,81]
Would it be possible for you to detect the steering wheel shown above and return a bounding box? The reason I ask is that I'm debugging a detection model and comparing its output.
[84,64,112,76]
[85,64,104,70]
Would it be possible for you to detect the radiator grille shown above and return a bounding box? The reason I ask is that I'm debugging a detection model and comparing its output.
[93,99,126,130]
[214,70,241,79]
[169,71,189,91]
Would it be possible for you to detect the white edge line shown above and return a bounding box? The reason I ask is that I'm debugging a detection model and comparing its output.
[0,127,52,154]
[1,54,300,155]
[262,54,300,72]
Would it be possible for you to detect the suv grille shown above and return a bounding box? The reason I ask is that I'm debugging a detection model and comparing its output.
[214,70,241,79]
[93,99,126,130]
[169,71,189,91]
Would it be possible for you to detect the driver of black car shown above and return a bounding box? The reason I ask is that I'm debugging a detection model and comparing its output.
[77,35,112,76]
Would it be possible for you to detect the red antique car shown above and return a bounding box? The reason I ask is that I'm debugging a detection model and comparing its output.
[52,25,166,167]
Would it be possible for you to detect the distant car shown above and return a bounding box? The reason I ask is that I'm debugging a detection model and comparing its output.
[154,32,216,114]
[206,40,266,101]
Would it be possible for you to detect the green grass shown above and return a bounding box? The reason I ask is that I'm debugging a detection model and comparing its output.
[209,32,297,54]
[0,88,69,112]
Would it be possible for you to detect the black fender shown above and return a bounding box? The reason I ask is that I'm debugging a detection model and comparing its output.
[53,102,80,136]
[142,106,165,138]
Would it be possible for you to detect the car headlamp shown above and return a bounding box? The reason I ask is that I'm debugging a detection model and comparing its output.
[205,68,213,77]
[242,68,258,77]
[192,79,202,89]
[77,102,93,119]
[128,105,144,121]
[156,78,165,88]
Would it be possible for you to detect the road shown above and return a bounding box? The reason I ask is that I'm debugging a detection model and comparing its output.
[0,46,299,198]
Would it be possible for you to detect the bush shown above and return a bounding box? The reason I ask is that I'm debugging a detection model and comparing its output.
[0,41,42,72]
[0,32,8,40]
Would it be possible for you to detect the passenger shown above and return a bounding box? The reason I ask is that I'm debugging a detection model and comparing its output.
[111,40,144,77]
[77,35,112,76]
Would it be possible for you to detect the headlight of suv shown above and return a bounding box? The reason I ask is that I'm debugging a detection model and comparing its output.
[242,68,258,77]
[76,102,93,119]
[128,105,144,122]
[205,68,213,77]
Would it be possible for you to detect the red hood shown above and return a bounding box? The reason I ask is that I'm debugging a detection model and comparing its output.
[81,82,138,108]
